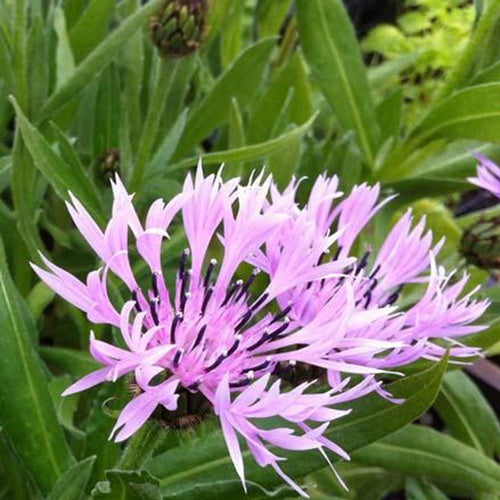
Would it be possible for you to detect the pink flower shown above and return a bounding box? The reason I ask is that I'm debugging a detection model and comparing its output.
[33,164,383,495]
[468,154,500,199]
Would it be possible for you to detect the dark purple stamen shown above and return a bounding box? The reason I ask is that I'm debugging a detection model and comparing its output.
[222,280,242,306]
[230,379,252,389]
[363,291,372,309]
[268,321,289,340]
[151,271,160,297]
[132,289,142,312]
[170,312,183,343]
[271,304,292,324]
[201,286,213,316]
[250,292,269,311]
[179,248,189,278]
[149,298,159,325]
[235,268,259,301]
[356,250,371,274]
[203,259,217,289]
[248,329,270,351]
[226,336,240,357]
[382,285,404,307]
[179,270,191,311]
[206,353,227,371]
[369,264,381,279]
[235,310,252,331]
[333,246,343,261]
[244,359,270,372]
[191,325,207,351]
[173,349,183,367]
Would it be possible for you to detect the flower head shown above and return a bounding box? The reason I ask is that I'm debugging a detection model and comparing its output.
[33,164,389,496]
[32,165,488,496]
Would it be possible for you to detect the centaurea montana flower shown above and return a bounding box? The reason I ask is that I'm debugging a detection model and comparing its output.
[468,154,500,199]
[249,175,489,389]
[33,165,396,496]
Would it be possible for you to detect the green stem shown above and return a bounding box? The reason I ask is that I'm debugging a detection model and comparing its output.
[118,420,165,471]
[436,0,500,101]
[129,59,177,191]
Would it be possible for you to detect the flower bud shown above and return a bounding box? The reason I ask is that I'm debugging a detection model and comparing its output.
[150,0,208,58]
[96,148,121,184]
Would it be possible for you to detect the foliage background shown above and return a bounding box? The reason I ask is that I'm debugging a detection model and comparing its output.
[0,0,499,498]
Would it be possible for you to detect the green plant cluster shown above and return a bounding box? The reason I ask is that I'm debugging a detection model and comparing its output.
[0,0,498,499]
[362,0,476,124]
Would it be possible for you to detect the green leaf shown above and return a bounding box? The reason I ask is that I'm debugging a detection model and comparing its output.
[47,456,96,500]
[226,98,246,177]
[376,89,403,145]
[396,141,500,181]
[39,0,164,121]
[40,346,100,379]
[247,52,313,144]
[92,470,162,499]
[0,236,74,494]
[169,114,316,172]
[297,0,379,166]
[257,0,294,39]
[146,109,189,180]
[409,83,500,145]
[470,60,500,85]
[385,178,467,205]
[353,425,500,497]
[435,371,500,457]
[10,97,104,224]
[405,477,449,500]
[69,0,115,63]
[54,7,76,89]
[174,38,276,157]
[149,355,447,498]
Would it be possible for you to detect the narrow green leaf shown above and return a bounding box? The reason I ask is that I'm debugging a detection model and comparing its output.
[353,425,500,497]
[39,0,164,121]
[470,60,500,85]
[47,456,96,500]
[376,89,403,144]
[257,0,293,39]
[130,59,177,190]
[54,7,76,88]
[146,109,189,180]
[409,83,500,145]
[248,52,312,144]
[296,0,379,166]
[220,2,244,68]
[226,98,246,177]
[170,115,316,172]
[0,237,74,494]
[174,39,276,157]
[405,478,449,500]
[10,96,104,224]
[435,371,500,457]
[149,355,447,498]
[69,0,115,63]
